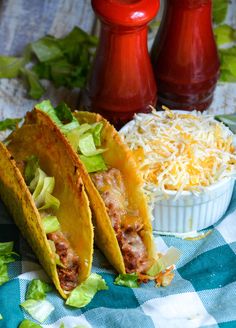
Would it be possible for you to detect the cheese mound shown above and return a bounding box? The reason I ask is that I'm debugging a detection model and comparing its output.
[120,109,236,201]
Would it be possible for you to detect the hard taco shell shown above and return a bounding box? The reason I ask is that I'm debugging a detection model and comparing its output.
[25,109,157,274]
[0,123,93,298]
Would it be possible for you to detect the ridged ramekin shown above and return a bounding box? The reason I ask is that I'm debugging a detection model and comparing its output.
[152,178,234,234]
[120,115,235,235]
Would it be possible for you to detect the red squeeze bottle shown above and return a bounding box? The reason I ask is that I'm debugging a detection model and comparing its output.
[89,0,160,128]
[151,0,220,111]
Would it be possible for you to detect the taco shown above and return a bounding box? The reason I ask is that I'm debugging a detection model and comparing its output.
[0,122,94,299]
[24,101,159,276]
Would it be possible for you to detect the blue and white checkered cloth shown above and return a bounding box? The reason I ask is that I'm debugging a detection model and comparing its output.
[1,184,236,328]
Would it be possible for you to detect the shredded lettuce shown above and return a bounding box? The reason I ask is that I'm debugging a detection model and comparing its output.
[147,247,181,277]
[29,168,46,194]
[38,192,60,211]
[0,241,18,286]
[66,128,82,152]
[0,241,13,255]
[66,273,108,308]
[214,24,236,47]
[77,123,92,136]
[0,117,22,132]
[61,120,80,134]
[212,0,229,25]
[31,36,63,63]
[30,169,55,208]
[92,122,103,147]
[0,56,24,78]
[35,100,63,128]
[26,279,52,300]
[20,299,55,323]
[35,100,107,173]
[0,264,8,286]
[18,319,42,328]
[25,159,61,237]
[78,133,106,157]
[24,156,39,185]
[79,154,107,173]
[34,176,55,208]
[20,67,45,100]
[114,273,139,288]
[54,102,73,123]
[42,216,60,234]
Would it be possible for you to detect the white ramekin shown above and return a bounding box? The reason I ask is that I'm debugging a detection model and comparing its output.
[119,113,235,235]
[152,178,234,234]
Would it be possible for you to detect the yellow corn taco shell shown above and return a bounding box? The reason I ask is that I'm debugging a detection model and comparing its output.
[25,107,157,275]
[0,123,93,298]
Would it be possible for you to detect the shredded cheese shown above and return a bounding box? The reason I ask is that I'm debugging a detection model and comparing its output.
[120,109,236,202]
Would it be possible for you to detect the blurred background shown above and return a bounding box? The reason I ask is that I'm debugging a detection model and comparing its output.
[0,0,235,122]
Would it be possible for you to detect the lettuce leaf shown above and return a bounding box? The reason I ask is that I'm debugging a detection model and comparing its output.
[28,165,60,212]
[31,36,63,63]
[0,264,9,286]
[35,100,107,172]
[42,216,60,234]
[26,279,52,300]
[35,100,63,128]
[20,299,55,323]
[0,118,22,132]
[18,319,42,328]
[78,133,99,156]
[214,24,236,46]
[114,273,139,288]
[24,156,39,185]
[34,176,55,208]
[38,192,60,211]
[0,56,24,78]
[79,154,107,173]
[20,68,45,100]
[92,122,103,147]
[219,46,236,82]
[29,168,46,194]
[212,0,229,25]
[54,102,73,123]
[66,273,108,308]
[61,120,80,134]
[0,241,13,255]
[0,241,18,286]
[31,171,55,208]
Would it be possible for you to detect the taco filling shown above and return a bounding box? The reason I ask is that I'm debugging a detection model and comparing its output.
[47,231,79,291]
[91,168,149,273]
[23,155,80,291]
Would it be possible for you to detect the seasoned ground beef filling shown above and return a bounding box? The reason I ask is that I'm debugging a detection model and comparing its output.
[91,168,149,273]
[47,231,80,291]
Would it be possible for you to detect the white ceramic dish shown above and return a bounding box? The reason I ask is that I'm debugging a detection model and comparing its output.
[152,177,234,234]
[120,112,235,235]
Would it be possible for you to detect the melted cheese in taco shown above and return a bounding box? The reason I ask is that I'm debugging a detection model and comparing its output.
[91,168,150,273]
